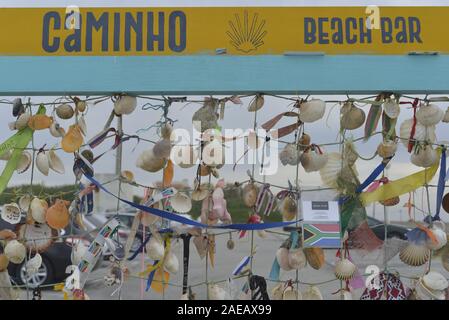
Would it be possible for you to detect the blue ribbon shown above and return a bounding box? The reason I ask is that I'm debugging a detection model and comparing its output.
[83,173,301,231]
[145,261,158,292]
[433,148,446,221]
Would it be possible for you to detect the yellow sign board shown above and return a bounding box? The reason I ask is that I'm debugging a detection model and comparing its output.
[1,7,448,55]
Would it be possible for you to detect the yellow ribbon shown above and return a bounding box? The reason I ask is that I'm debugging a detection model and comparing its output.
[360,148,442,206]
[139,237,171,277]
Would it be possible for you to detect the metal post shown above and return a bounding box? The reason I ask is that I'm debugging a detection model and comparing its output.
[116,116,123,176]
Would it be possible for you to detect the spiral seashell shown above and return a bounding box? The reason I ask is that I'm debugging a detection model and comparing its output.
[399,244,430,266]
[334,258,356,281]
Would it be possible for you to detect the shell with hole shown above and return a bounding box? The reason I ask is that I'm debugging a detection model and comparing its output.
[248,94,264,112]
[276,247,293,271]
[49,122,65,137]
[28,114,53,130]
[443,107,449,123]
[4,240,26,264]
[383,98,401,119]
[279,143,301,166]
[36,149,50,176]
[61,124,84,153]
[399,243,430,266]
[302,286,323,300]
[410,145,438,168]
[301,148,328,172]
[280,196,298,221]
[114,95,137,115]
[319,152,358,189]
[171,145,198,168]
[399,119,436,147]
[416,104,444,126]
[377,140,397,159]
[56,104,74,119]
[46,199,70,229]
[16,151,32,174]
[48,149,65,174]
[334,259,356,281]
[299,99,326,123]
[1,203,21,224]
[242,183,258,208]
[340,102,366,130]
[146,235,165,261]
[136,149,165,172]
[9,111,31,131]
[30,197,48,224]
[426,222,447,250]
[164,250,179,274]
[303,247,325,270]
[170,192,192,213]
[288,248,307,270]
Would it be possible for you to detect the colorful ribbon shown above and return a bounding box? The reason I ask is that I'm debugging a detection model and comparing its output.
[433,148,446,221]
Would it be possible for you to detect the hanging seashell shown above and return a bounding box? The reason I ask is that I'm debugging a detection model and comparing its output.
[208,284,228,300]
[36,149,49,176]
[303,247,325,270]
[399,119,436,147]
[334,258,356,281]
[383,98,401,119]
[271,283,284,300]
[146,235,165,261]
[153,139,172,159]
[25,253,42,275]
[170,193,192,213]
[242,183,258,208]
[399,244,430,266]
[74,98,87,113]
[415,271,449,300]
[4,240,26,264]
[61,124,83,153]
[164,250,179,274]
[114,95,137,115]
[283,285,301,300]
[299,99,326,123]
[49,122,65,138]
[248,94,264,112]
[10,112,31,131]
[30,197,48,224]
[160,122,173,140]
[279,143,301,166]
[416,104,444,126]
[16,151,32,174]
[48,148,65,174]
[0,150,12,161]
[12,98,24,117]
[46,199,70,229]
[71,240,88,265]
[192,185,209,202]
[28,114,53,130]
[443,107,449,123]
[377,140,397,159]
[426,222,447,250]
[288,248,307,270]
[298,133,311,150]
[199,164,211,176]
[301,147,328,172]
[302,286,323,300]
[340,290,353,300]
[226,238,235,250]
[340,102,366,130]
[1,203,21,224]
[56,104,74,119]
[0,254,9,272]
[192,100,219,132]
[136,149,165,173]
[78,114,87,136]
[411,145,438,168]
[18,195,32,212]
[280,196,298,221]
[276,247,292,271]
[319,152,358,189]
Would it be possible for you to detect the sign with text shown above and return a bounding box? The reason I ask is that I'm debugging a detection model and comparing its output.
[0,6,448,55]
[302,200,340,222]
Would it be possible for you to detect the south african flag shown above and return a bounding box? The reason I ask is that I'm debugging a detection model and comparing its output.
[303,223,341,248]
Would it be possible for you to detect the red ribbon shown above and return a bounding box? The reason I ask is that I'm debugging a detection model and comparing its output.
[239,214,261,239]
[399,98,419,153]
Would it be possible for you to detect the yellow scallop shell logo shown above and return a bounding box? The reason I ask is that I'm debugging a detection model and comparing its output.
[226,11,267,53]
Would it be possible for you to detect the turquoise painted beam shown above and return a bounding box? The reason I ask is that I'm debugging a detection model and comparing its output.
[0,55,448,95]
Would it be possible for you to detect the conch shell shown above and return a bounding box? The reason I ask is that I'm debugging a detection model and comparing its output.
[61,125,84,153]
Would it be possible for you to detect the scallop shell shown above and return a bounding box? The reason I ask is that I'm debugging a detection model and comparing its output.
[416,104,444,126]
[1,203,21,224]
[114,95,137,115]
[334,259,356,281]
[16,151,32,174]
[283,286,301,300]
[399,244,430,266]
[422,271,449,291]
[411,146,438,168]
[170,193,192,213]
[248,94,264,112]
[319,152,358,189]
[164,251,179,274]
[280,196,297,221]
[0,150,12,161]
[271,283,284,300]
[171,145,198,168]
[383,99,401,119]
[36,150,49,176]
[276,247,293,271]
[18,195,32,212]
[242,183,258,208]
[146,235,165,261]
[4,240,26,264]
[49,122,65,137]
[443,107,449,123]
[30,197,48,224]
[301,149,328,172]
[288,248,307,270]
[299,99,326,123]
[399,119,436,147]
[377,140,397,159]
[340,102,366,130]
[426,226,447,250]
[48,149,65,174]
[28,115,53,130]
[136,149,165,172]
[56,104,74,119]
[153,139,172,159]
[279,143,301,166]
[191,186,209,202]
[302,286,323,300]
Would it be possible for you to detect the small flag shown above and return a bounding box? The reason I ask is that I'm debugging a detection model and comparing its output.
[232,256,251,276]
[303,223,341,248]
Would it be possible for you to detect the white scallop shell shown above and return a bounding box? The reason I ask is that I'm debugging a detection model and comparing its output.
[48,149,65,174]
[14,112,31,130]
[410,146,438,168]
[18,195,32,212]
[136,149,165,172]
[427,226,447,250]
[422,271,449,291]
[114,95,137,115]
[30,197,47,224]
[416,104,444,126]
[443,107,449,123]
[299,99,326,123]
[16,151,32,174]
[164,250,179,274]
[276,247,292,271]
[383,99,401,119]
[4,240,26,264]
[288,248,307,270]
[334,259,356,281]
[170,193,192,213]
[248,95,264,112]
[25,253,42,275]
[399,119,436,147]
[146,235,165,261]
[377,140,397,158]
[319,152,358,188]
[36,150,49,176]
[399,244,430,266]
[279,143,301,166]
[302,286,323,300]
[171,145,198,168]
[301,149,328,172]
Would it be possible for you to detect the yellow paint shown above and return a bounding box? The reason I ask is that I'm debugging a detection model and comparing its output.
[0,7,448,55]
